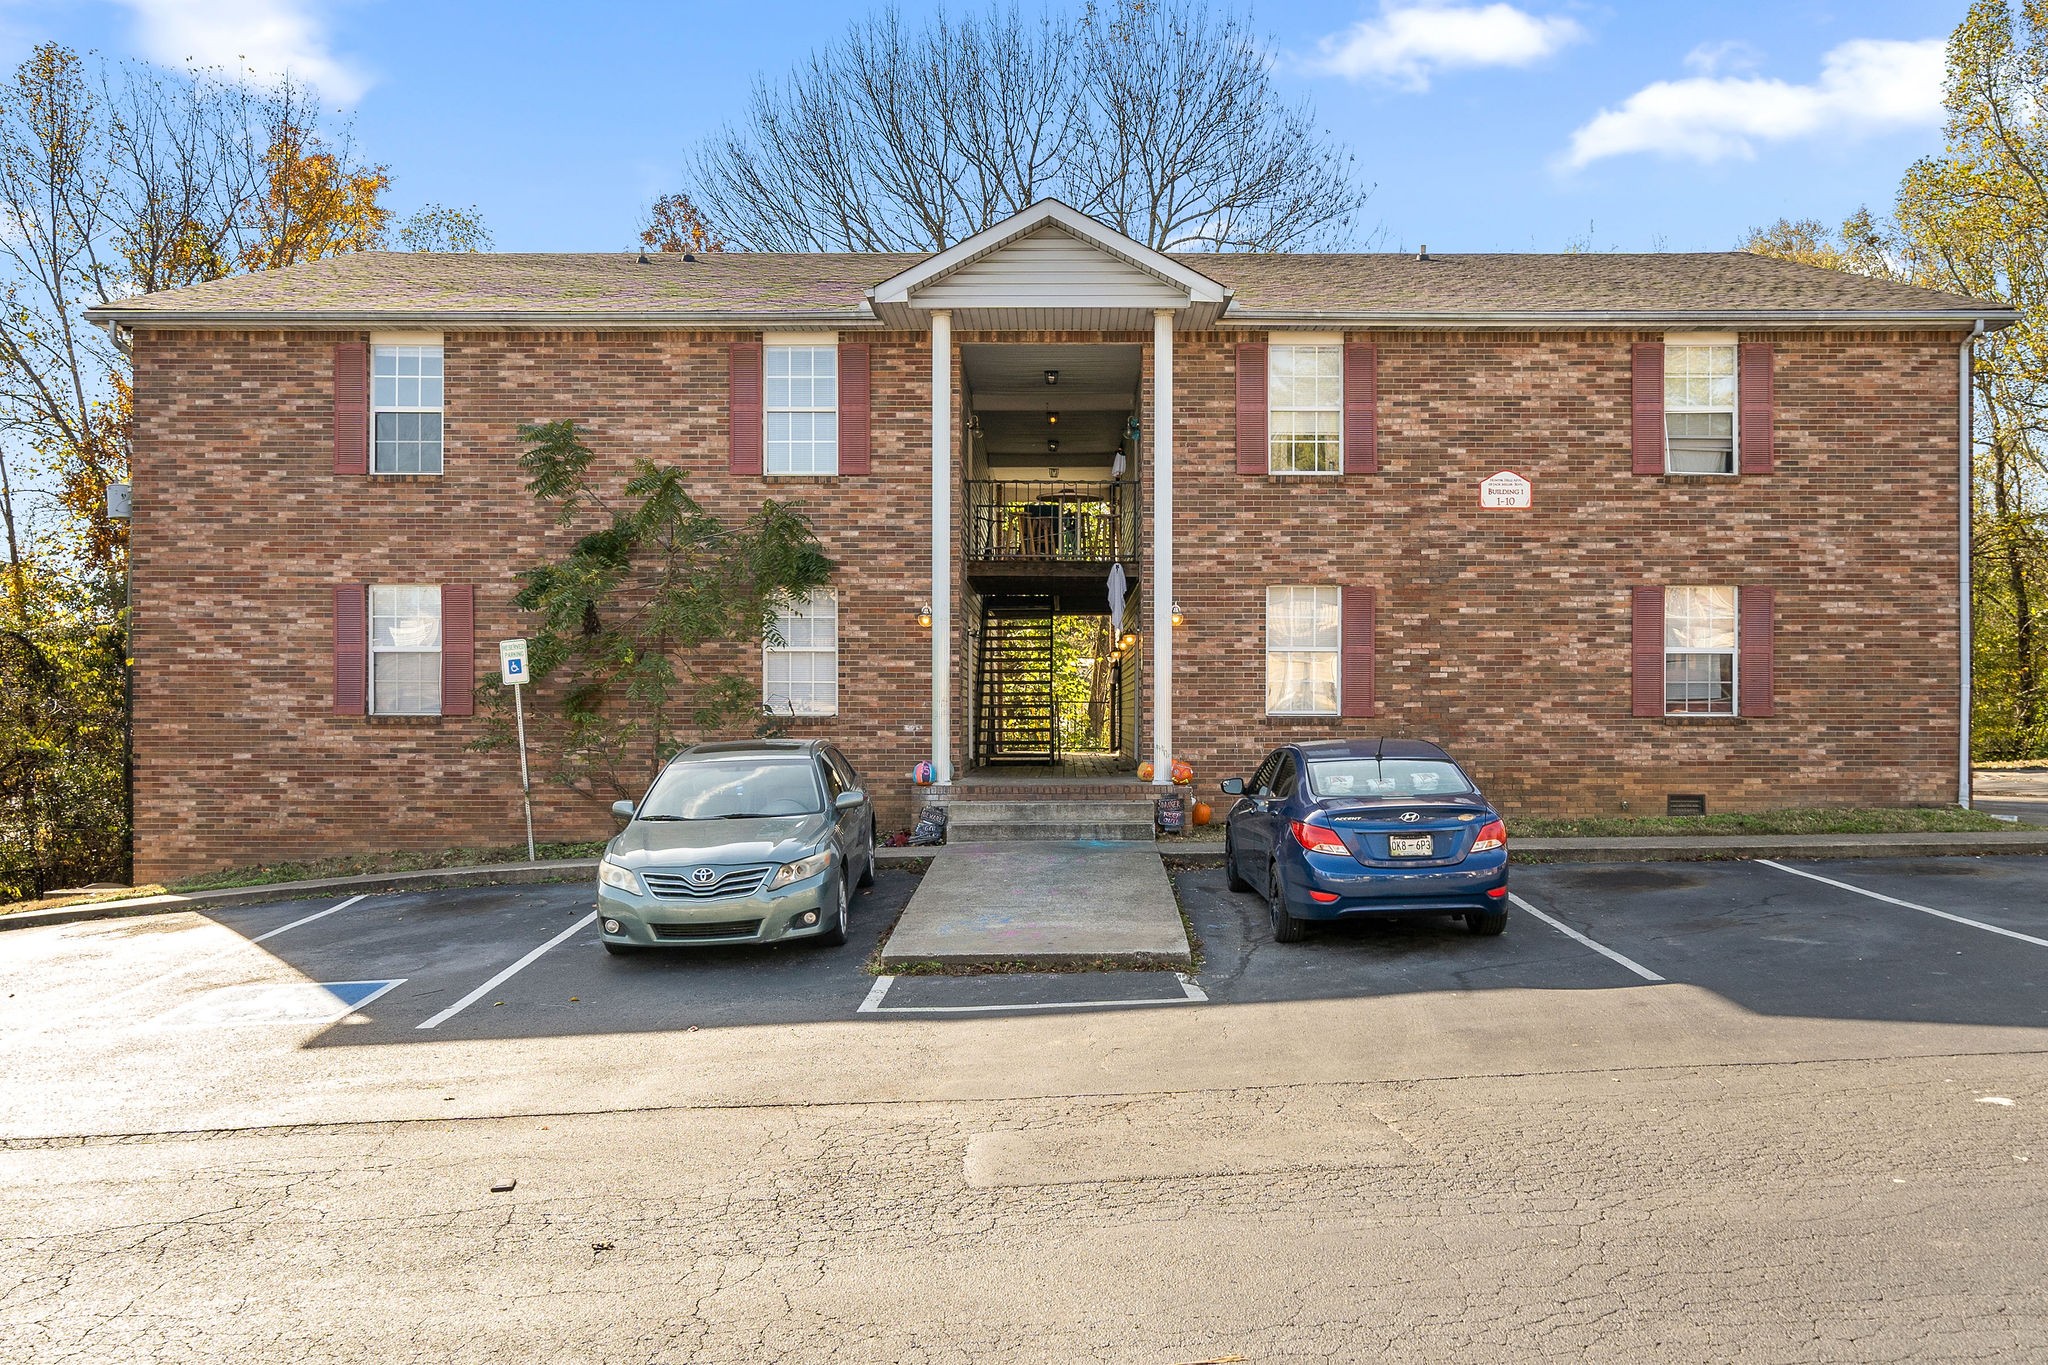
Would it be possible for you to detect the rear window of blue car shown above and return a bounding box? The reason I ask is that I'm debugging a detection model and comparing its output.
[641,759,825,819]
[1307,759,1474,800]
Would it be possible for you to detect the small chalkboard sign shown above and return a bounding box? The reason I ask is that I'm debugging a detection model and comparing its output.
[1155,794,1186,832]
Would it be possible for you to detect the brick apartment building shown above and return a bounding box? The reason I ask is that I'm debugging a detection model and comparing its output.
[89,201,2012,880]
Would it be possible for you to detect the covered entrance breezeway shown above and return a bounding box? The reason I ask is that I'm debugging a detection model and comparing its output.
[961,342,1142,773]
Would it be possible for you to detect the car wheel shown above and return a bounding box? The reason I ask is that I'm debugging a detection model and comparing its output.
[602,940,644,957]
[1224,830,1253,893]
[1465,908,1509,936]
[856,826,876,889]
[1268,859,1308,943]
[817,875,851,947]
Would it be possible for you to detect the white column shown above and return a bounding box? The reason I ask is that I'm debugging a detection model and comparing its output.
[930,309,953,785]
[1151,309,1174,786]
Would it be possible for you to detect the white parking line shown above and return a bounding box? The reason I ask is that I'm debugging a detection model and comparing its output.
[1507,893,1666,983]
[415,912,597,1031]
[855,971,1207,1015]
[1755,860,2048,949]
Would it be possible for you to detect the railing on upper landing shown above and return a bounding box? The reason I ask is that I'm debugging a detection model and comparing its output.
[964,480,1136,562]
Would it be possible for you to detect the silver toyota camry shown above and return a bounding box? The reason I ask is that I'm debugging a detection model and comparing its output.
[596,739,875,955]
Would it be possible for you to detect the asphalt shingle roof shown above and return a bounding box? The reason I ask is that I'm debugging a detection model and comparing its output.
[86,247,2006,323]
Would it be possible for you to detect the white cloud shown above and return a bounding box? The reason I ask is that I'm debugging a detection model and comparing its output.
[113,0,370,103]
[1311,2,1585,90]
[1562,37,1943,169]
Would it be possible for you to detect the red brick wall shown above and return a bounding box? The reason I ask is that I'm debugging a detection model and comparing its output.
[129,325,1961,879]
[1167,328,1963,816]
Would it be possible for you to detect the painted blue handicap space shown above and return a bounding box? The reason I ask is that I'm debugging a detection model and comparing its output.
[153,979,406,1028]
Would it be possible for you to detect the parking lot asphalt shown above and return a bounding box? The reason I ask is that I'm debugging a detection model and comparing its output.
[6,853,2048,1073]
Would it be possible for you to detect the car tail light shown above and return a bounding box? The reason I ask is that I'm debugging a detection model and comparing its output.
[1486,886,1508,899]
[1472,819,1506,852]
[1290,819,1348,855]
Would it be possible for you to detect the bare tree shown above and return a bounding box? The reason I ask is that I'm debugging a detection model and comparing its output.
[685,0,1370,253]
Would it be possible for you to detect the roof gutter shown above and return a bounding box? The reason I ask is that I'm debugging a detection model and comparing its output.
[1224,310,2021,330]
[80,308,890,330]
[1961,318,1985,808]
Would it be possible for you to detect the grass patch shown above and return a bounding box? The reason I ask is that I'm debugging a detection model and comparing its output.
[165,840,609,893]
[1,883,173,917]
[1511,806,2009,839]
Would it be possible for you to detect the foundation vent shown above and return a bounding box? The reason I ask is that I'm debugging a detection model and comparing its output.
[1666,794,1708,817]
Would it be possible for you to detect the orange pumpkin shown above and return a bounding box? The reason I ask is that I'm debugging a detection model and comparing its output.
[1191,801,1213,826]
[1170,760,1193,785]
[1137,761,1155,781]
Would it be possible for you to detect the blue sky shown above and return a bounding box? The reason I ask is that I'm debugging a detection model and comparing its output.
[0,0,1964,254]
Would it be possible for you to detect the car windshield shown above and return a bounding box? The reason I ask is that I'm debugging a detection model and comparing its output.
[1306,758,1475,801]
[638,759,823,820]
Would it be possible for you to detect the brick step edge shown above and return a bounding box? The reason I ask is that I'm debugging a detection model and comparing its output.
[1,848,942,934]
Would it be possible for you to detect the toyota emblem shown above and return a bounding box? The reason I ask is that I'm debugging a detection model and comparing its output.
[1399,812,1422,823]
[688,866,717,886]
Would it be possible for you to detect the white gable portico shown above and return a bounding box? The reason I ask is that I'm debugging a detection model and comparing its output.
[868,202,1230,787]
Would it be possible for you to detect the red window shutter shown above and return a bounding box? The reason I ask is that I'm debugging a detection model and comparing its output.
[1341,586,1375,718]
[837,343,871,475]
[1343,342,1378,474]
[333,343,368,476]
[1739,585,1775,717]
[1236,343,1267,475]
[1631,343,1664,476]
[1739,343,1774,475]
[440,584,475,717]
[1631,586,1664,718]
[729,343,763,475]
[333,584,368,715]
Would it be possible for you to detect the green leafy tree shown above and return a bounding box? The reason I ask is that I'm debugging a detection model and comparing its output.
[478,420,834,801]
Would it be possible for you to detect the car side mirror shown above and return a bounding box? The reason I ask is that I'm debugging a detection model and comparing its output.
[1219,778,1244,796]
[611,800,636,820]
[834,789,865,812]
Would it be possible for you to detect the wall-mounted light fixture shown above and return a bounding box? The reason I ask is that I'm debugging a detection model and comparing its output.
[1046,410,1058,425]
[916,604,933,629]
[1118,631,1138,652]
[1047,438,1059,453]
[1170,602,1185,628]
[1044,369,1059,385]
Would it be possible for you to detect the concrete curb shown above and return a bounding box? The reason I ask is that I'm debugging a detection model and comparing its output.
[0,847,940,934]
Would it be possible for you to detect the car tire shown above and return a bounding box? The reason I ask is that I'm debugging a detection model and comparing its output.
[856,826,876,889]
[817,875,851,947]
[602,940,644,957]
[1268,859,1308,943]
[1224,831,1254,893]
[1466,908,1509,936]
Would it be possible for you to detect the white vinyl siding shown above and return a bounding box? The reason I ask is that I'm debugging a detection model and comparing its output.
[1664,340,1737,475]
[371,344,444,474]
[765,345,838,475]
[370,585,441,715]
[764,589,838,716]
[1268,343,1342,474]
[912,226,1189,310]
[1664,586,1738,716]
[1266,586,1340,715]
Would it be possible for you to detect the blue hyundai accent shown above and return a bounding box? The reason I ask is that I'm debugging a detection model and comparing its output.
[1220,738,1510,943]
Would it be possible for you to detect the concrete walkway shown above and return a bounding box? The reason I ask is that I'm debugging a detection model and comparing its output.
[1974,768,2048,826]
[876,840,1192,970]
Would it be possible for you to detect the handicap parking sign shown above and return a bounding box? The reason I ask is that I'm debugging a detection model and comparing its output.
[499,638,530,685]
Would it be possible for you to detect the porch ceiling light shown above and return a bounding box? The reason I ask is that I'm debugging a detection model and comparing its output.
[1046,410,1058,424]
[1047,438,1059,452]
[1170,602,1185,628]
[917,604,933,629]
[1044,369,1059,385]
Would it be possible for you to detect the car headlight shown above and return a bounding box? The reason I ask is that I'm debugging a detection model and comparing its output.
[598,859,644,895]
[768,849,833,889]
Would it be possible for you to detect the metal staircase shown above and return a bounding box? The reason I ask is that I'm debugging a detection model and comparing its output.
[974,597,1057,765]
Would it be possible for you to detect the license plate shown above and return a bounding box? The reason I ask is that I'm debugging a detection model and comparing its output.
[1388,835,1434,857]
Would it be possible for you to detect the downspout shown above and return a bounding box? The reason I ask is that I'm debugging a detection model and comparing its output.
[1961,319,1984,808]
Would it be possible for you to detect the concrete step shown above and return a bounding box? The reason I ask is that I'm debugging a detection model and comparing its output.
[947,799,1158,842]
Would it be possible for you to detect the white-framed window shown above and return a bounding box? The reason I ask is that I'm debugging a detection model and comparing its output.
[1664,337,1737,475]
[1268,342,1342,475]
[765,345,838,475]
[1265,585,1340,715]
[371,343,444,474]
[764,589,838,716]
[1664,586,1737,716]
[370,585,442,715]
